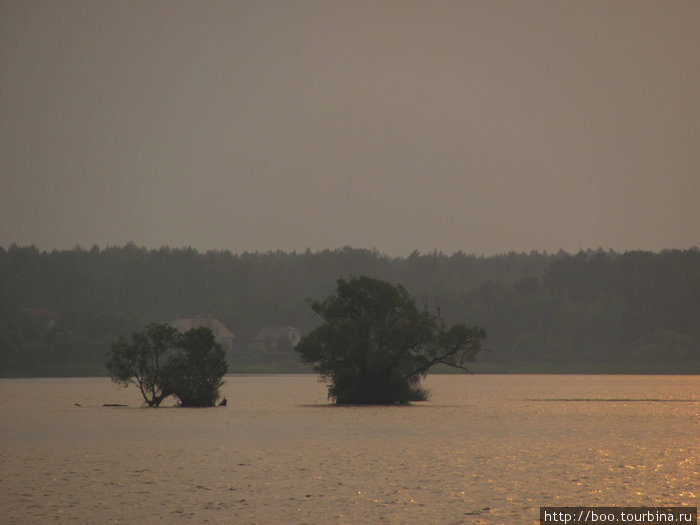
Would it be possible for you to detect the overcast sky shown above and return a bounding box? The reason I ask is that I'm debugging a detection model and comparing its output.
[2,1,698,256]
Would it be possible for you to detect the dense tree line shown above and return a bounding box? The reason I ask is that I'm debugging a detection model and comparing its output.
[0,244,698,376]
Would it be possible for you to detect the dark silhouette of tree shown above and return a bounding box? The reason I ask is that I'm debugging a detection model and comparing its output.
[168,327,227,407]
[295,276,485,404]
[106,323,179,407]
[106,323,227,407]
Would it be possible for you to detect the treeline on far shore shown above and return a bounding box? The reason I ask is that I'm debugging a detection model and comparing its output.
[1,243,699,376]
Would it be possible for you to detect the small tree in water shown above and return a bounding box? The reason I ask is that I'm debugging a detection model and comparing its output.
[295,276,485,404]
[107,323,179,407]
[167,327,227,407]
[107,323,227,407]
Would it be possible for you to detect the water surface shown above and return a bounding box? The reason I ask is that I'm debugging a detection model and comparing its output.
[1,374,698,524]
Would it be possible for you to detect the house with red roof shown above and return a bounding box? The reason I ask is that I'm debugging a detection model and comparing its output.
[174,317,235,351]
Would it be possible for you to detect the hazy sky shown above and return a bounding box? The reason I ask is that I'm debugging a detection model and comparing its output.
[2,1,698,256]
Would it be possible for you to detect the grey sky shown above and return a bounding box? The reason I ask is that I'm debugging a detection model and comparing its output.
[2,1,698,255]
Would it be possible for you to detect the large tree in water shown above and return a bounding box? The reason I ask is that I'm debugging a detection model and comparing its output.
[295,276,485,404]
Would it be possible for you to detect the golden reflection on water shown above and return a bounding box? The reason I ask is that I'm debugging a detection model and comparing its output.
[0,375,698,524]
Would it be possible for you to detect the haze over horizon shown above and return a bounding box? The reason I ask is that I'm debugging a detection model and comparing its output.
[2,1,698,257]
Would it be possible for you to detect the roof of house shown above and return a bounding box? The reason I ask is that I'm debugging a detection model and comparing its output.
[174,318,235,339]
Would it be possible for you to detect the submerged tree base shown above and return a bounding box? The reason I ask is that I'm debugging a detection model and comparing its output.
[330,380,431,405]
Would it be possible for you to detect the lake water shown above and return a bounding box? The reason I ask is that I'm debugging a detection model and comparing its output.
[1,374,698,524]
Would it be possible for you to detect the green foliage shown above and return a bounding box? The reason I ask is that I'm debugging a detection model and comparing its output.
[168,327,227,407]
[106,323,180,407]
[295,276,485,404]
[106,323,227,407]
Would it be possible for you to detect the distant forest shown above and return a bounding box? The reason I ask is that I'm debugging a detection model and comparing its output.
[1,243,699,376]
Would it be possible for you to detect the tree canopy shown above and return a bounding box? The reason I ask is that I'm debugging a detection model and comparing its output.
[107,323,227,407]
[167,327,228,407]
[295,276,485,404]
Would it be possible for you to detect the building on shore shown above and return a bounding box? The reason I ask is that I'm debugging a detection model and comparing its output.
[174,317,235,351]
